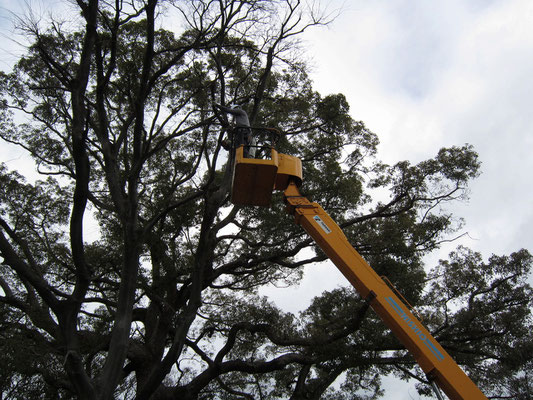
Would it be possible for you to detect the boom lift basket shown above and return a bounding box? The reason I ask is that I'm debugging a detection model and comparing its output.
[231,131,302,206]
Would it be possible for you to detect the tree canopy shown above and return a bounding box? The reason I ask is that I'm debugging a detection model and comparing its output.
[0,1,531,399]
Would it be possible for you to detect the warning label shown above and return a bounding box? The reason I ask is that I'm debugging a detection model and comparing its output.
[313,215,332,234]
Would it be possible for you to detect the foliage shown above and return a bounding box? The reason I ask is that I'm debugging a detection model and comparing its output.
[0,1,531,399]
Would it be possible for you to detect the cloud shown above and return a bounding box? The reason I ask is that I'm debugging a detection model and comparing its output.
[300,0,533,397]
[424,0,533,256]
[304,0,533,256]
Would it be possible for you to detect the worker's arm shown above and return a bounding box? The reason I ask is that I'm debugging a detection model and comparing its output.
[214,103,250,128]
[283,182,487,400]
[214,103,246,117]
[214,103,235,114]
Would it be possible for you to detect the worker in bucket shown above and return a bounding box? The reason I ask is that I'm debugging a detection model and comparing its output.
[214,103,256,158]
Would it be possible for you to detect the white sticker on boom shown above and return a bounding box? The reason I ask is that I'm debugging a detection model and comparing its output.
[313,215,332,234]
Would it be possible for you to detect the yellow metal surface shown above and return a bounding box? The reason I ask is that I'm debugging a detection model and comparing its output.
[274,153,303,190]
[231,146,303,206]
[283,182,488,400]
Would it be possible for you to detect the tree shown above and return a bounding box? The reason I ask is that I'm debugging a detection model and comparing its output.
[0,1,531,399]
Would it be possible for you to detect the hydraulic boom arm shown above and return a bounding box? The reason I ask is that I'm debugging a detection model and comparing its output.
[282,182,488,400]
[229,139,488,399]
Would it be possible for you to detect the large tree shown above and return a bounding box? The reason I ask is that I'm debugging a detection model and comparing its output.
[0,1,531,399]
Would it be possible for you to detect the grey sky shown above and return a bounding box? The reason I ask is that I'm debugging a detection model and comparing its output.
[301,0,533,258]
[284,0,533,397]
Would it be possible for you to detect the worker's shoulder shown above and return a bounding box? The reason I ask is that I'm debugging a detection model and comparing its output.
[230,107,247,116]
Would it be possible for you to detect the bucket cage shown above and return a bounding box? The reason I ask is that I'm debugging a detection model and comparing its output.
[231,128,302,207]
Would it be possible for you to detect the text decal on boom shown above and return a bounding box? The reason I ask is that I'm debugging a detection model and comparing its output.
[385,296,445,361]
[313,215,332,234]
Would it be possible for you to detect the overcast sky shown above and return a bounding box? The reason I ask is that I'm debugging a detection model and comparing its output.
[305,0,533,257]
[1,1,532,399]
[293,0,533,398]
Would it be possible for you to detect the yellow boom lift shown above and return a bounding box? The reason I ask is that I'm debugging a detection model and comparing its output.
[230,135,488,400]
